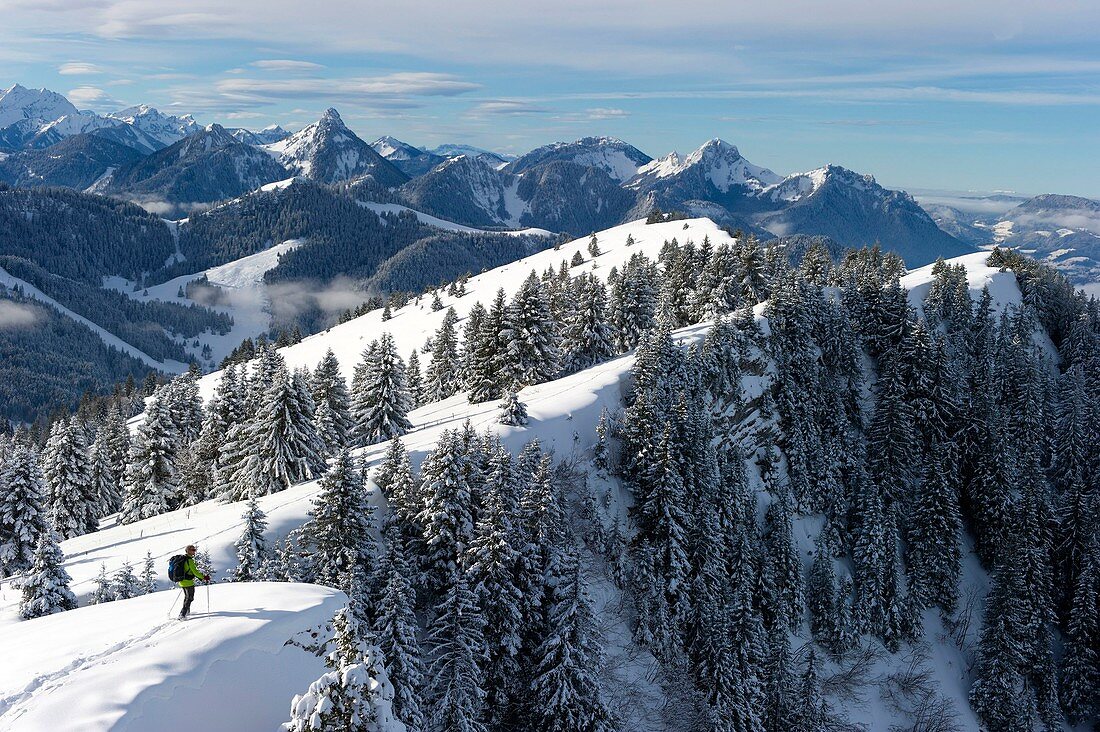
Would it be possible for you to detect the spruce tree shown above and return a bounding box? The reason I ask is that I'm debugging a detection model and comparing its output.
[120,395,179,524]
[426,573,489,732]
[562,274,615,374]
[43,418,97,538]
[501,272,561,390]
[374,523,425,732]
[287,607,404,732]
[424,308,461,403]
[304,450,376,609]
[225,366,326,500]
[467,290,508,404]
[353,333,414,445]
[312,349,355,455]
[406,350,424,408]
[0,444,49,577]
[90,440,122,517]
[527,549,615,732]
[140,551,157,594]
[112,561,141,600]
[905,439,962,614]
[20,530,77,619]
[234,494,269,582]
[464,446,524,727]
[497,391,529,426]
[91,563,114,604]
[417,430,476,596]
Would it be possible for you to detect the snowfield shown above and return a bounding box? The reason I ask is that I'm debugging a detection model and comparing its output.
[1,216,1031,731]
[0,583,344,731]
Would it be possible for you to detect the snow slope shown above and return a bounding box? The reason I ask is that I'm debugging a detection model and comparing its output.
[0,583,343,731]
[0,217,1027,730]
[105,240,303,366]
[0,265,188,374]
[360,201,553,236]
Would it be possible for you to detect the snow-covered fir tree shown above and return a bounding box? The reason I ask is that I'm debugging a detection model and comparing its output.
[497,391,528,427]
[500,272,561,390]
[426,573,488,732]
[234,494,269,582]
[353,333,414,445]
[119,394,179,524]
[423,308,461,403]
[0,444,49,577]
[312,349,355,455]
[374,522,425,732]
[42,418,97,539]
[20,530,77,619]
[287,607,406,732]
[140,551,157,594]
[112,561,141,600]
[527,549,615,732]
[304,449,376,613]
[416,429,477,596]
[91,563,114,604]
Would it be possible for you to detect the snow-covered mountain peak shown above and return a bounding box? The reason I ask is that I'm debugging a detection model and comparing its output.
[371,135,423,160]
[107,105,202,149]
[0,84,80,129]
[505,136,652,182]
[263,108,406,185]
[632,138,781,192]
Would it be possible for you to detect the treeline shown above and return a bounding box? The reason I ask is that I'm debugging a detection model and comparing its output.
[0,287,155,423]
[4,228,1099,730]
[0,256,231,362]
[0,183,176,283]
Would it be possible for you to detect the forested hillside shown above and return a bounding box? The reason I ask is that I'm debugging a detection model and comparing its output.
[3,218,1096,730]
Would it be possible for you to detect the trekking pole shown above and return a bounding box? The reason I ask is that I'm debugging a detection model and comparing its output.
[206,580,211,615]
[167,588,182,619]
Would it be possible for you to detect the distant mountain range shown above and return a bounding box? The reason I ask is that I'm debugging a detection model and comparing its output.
[920,192,1100,286]
[1,81,1096,276]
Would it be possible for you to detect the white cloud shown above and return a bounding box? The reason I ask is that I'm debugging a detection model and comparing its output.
[249,59,324,72]
[585,107,629,120]
[58,61,102,75]
[467,100,551,117]
[0,300,41,330]
[66,86,121,108]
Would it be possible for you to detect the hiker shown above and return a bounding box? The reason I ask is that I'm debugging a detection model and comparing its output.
[175,545,210,620]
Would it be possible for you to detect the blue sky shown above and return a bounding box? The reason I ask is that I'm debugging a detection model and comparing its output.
[2,0,1097,197]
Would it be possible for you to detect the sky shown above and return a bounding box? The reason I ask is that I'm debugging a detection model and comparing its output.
[1,0,1097,198]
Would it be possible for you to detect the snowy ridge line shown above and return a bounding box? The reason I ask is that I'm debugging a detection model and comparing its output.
[359,201,554,237]
[0,265,188,374]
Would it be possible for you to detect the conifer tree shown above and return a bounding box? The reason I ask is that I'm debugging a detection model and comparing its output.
[0,444,49,577]
[501,272,561,390]
[140,551,157,594]
[304,450,376,607]
[905,440,962,614]
[763,491,803,630]
[807,536,839,648]
[1059,532,1099,726]
[464,446,524,726]
[374,523,425,732]
[562,274,615,374]
[792,648,828,731]
[98,404,132,490]
[120,395,179,524]
[528,549,615,732]
[609,253,657,352]
[762,625,796,732]
[112,561,141,600]
[225,366,326,500]
[467,290,508,404]
[90,440,122,516]
[424,308,461,403]
[497,391,529,426]
[234,494,269,581]
[312,349,355,455]
[20,530,77,619]
[426,573,488,732]
[354,333,414,445]
[91,563,114,604]
[417,430,476,596]
[287,607,404,732]
[406,350,423,408]
[43,418,97,538]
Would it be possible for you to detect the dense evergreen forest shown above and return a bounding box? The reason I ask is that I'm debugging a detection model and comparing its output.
[3,233,1098,730]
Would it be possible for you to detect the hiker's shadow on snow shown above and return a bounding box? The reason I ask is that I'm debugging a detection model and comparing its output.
[190,609,299,619]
